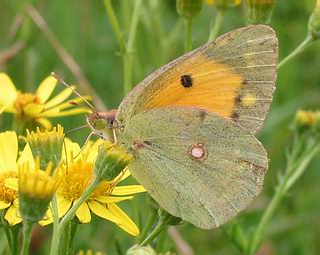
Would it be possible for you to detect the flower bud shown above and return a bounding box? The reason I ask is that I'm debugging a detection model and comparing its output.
[26,124,64,170]
[94,141,133,181]
[308,0,320,40]
[126,245,156,255]
[295,110,320,128]
[176,0,202,19]
[205,0,241,10]
[244,0,276,24]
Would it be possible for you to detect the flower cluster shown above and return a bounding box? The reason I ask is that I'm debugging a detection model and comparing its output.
[0,127,145,236]
[0,73,90,131]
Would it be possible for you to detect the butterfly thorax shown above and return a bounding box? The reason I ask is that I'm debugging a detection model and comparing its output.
[86,110,117,140]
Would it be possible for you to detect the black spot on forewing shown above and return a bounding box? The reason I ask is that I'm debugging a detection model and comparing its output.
[180,74,193,88]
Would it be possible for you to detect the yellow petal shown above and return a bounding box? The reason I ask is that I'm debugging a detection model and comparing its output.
[4,178,18,191]
[44,86,75,109]
[35,118,52,130]
[1,105,17,114]
[76,202,91,223]
[87,151,98,163]
[17,143,35,170]
[0,131,18,172]
[57,197,72,217]
[95,195,133,203]
[24,103,44,116]
[88,200,119,223]
[86,139,104,163]
[36,76,57,104]
[0,200,11,209]
[5,204,22,226]
[39,108,89,118]
[111,185,146,196]
[0,102,12,114]
[108,203,140,236]
[41,96,91,113]
[62,139,81,161]
[117,168,131,182]
[0,73,17,106]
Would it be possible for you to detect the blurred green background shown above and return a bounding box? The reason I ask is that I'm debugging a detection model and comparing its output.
[0,0,320,254]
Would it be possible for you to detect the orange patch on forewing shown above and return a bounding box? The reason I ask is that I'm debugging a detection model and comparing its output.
[145,55,243,117]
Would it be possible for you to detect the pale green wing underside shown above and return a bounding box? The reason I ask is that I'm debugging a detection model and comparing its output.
[117,25,278,134]
[117,108,268,229]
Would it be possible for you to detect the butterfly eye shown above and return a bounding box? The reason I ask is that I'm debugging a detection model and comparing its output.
[93,118,108,131]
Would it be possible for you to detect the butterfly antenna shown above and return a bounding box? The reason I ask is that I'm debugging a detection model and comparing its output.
[65,124,90,135]
[51,72,96,111]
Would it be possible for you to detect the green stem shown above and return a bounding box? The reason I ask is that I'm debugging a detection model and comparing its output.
[21,221,34,255]
[10,226,20,255]
[138,208,158,243]
[50,177,101,255]
[4,226,20,255]
[49,195,59,255]
[284,144,320,192]
[1,212,20,255]
[208,10,225,41]
[123,0,142,95]
[184,18,193,53]
[103,0,142,96]
[59,219,79,255]
[127,0,141,53]
[103,0,126,53]
[278,34,314,69]
[246,178,287,255]
[155,226,168,253]
[247,144,320,254]
[139,220,167,246]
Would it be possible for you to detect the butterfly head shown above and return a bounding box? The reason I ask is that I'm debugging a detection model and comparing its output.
[86,110,117,133]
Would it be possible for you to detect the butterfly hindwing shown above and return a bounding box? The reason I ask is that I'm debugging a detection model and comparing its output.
[117,25,278,134]
[117,107,268,229]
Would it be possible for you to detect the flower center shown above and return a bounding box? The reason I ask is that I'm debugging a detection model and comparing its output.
[0,171,18,203]
[13,93,40,114]
[58,159,113,201]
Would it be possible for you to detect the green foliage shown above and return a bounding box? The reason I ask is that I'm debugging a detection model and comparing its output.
[0,0,320,254]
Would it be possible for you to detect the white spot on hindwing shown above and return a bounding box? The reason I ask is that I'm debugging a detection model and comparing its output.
[188,143,207,161]
[191,147,204,158]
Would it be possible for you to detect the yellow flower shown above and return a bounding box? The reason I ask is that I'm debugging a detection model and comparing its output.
[40,139,146,236]
[18,159,62,223]
[296,110,320,127]
[0,73,90,130]
[0,131,34,225]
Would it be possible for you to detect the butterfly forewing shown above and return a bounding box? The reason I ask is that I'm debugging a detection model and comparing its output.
[116,25,278,134]
[117,107,268,229]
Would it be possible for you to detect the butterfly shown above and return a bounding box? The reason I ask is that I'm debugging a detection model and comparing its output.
[85,25,278,229]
